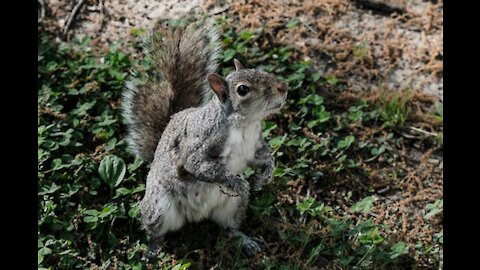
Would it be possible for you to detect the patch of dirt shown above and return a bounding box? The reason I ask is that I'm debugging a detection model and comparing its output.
[39,0,442,99]
[40,0,204,46]
[207,0,443,99]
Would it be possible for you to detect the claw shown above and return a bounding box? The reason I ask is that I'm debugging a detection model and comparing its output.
[142,237,164,262]
[141,249,157,262]
[250,236,262,242]
[228,229,262,257]
[241,236,262,257]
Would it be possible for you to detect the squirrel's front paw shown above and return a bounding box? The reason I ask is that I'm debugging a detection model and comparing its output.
[241,236,262,257]
[248,157,270,168]
[224,178,250,196]
[250,166,274,189]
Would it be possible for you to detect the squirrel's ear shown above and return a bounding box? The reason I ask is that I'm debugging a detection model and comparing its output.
[207,73,228,103]
[233,59,244,71]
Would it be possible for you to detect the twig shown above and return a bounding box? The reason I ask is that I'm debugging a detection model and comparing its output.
[63,0,85,37]
[38,0,46,18]
[208,5,230,16]
[376,186,390,195]
[98,0,105,33]
[409,126,439,137]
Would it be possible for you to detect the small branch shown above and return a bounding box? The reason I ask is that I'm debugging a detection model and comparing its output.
[302,128,322,143]
[63,0,85,37]
[409,126,439,137]
[208,5,230,16]
[376,186,390,195]
[38,0,46,18]
[98,0,105,33]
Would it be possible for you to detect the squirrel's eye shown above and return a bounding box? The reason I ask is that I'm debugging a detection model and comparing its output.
[237,85,250,96]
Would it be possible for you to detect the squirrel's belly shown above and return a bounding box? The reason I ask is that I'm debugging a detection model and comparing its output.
[182,182,240,223]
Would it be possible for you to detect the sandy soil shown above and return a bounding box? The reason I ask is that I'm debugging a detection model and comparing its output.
[39,0,442,100]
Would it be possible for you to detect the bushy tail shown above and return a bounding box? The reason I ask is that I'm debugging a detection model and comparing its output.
[122,20,221,163]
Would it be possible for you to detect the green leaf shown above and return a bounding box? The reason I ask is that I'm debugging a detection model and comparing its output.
[435,101,443,119]
[127,156,144,173]
[38,247,52,265]
[296,197,329,217]
[115,187,131,197]
[240,30,255,41]
[307,120,320,129]
[132,262,143,270]
[269,134,287,149]
[172,262,191,270]
[83,216,98,223]
[389,241,409,259]
[370,145,386,156]
[98,155,126,189]
[52,158,62,168]
[72,100,96,116]
[424,199,443,220]
[316,108,331,123]
[297,197,315,214]
[348,109,363,122]
[337,135,355,150]
[38,251,44,265]
[261,121,277,138]
[311,95,324,106]
[128,205,140,218]
[273,166,288,177]
[424,208,442,220]
[104,138,117,152]
[287,72,305,83]
[223,49,236,62]
[351,196,376,213]
[84,209,99,216]
[358,227,384,245]
[324,75,338,86]
[98,205,118,218]
[130,27,146,37]
[286,19,299,29]
[115,185,145,199]
[311,72,322,82]
[38,183,61,195]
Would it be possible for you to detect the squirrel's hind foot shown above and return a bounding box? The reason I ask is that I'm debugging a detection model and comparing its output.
[241,235,262,257]
[142,237,164,262]
[228,228,262,257]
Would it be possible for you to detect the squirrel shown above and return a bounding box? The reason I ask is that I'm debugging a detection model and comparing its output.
[121,19,288,259]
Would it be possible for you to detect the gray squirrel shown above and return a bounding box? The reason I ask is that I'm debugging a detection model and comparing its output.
[121,20,288,259]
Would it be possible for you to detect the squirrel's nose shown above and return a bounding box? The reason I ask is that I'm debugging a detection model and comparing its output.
[278,82,288,94]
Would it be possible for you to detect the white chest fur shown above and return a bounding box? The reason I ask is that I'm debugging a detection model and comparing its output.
[221,122,261,175]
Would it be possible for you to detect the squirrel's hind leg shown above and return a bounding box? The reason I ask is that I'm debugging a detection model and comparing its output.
[211,193,262,257]
[140,192,186,261]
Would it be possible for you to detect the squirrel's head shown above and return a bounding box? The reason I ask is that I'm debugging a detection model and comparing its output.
[207,59,288,121]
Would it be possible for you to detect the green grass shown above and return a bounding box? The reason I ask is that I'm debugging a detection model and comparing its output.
[38,17,443,269]
[377,88,411,128]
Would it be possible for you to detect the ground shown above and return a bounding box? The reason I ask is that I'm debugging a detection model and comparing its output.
[38,0,443,269]
[40,0,443,99]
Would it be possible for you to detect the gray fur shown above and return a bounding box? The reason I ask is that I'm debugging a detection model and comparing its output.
[122,20,288,258]
[122,20,221,162]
